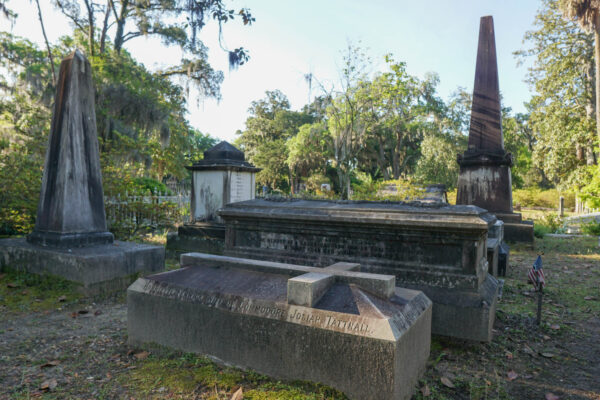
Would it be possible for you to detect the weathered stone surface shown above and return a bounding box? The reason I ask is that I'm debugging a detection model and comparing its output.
[456,16,534,242]
[219,198,499,342]
[487,237,499,277]
[0,238,164,295]
[166,224,225,256]
[128,253,432,400]
[28,50,113,248]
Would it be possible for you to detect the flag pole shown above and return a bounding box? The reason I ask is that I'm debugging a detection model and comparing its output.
[536,277,543,326]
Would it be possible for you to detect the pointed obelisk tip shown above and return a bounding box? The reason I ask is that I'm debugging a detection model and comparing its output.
[465,14,502,153]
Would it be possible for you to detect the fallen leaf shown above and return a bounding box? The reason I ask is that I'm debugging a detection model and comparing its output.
[7,283,17,288]
[134,351,149,360]
[485,379,492,386]
[541,352,554,358]
[440,376,455,388]
[230,387,243,400]
[507,371,518,381]
[39,379,57,391]
[126,349,135,356]
[522,345,535,356]
[40,360,60,369]
[106,372,112,379]
[420,384,431,397]
[550,324,560,330]
[545,393,560,400]
[543,335,551,340]
[70,312,78,319]
[505,351,513,360]
[57,295,67,302]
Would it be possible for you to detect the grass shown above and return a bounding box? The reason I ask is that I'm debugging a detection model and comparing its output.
[0,268,82,317]
[121,352,347,400]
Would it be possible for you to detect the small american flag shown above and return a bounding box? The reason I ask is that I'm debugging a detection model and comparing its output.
[528,255,545,290]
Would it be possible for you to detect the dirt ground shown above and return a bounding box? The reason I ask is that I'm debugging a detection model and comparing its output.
[0,235,599,399]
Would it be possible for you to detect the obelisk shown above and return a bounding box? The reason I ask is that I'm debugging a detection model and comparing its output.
[456,16,533,242]
[0,50,164,294]
[27,50,114,247]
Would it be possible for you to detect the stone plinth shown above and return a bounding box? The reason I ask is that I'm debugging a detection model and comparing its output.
[0,238,163,295]
[219,198,499,342]
[128,253,432,400]
[455,16,533,242]
[167,141,259,255]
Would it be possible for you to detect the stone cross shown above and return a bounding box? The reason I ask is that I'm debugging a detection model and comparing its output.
[180,253,395,306]
[27,50,113,247]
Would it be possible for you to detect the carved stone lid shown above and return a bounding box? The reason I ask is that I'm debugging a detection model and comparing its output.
[186,141,261,172]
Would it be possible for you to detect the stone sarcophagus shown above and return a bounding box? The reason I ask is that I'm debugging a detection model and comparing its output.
[128,253,432,400]
[219,198,500,342]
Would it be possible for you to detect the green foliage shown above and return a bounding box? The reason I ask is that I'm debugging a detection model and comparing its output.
[580,220,600,235]
[352,175,425,201]
[237,90,314,191]
[516,0,597,188]
[513,188,575,209]
[132,177,172,195]
[579,166,600,208]
[533,213,565,237]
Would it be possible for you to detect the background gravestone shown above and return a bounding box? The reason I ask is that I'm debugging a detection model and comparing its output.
[0,50,164,294]
[166,141,260,255]
[456,16,534,243]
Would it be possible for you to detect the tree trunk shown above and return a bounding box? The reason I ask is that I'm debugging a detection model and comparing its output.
[595,15,600,161]
[113,0,129,53]
[99,0,111,53]
[83,0,95,56]
[34,0,56,86]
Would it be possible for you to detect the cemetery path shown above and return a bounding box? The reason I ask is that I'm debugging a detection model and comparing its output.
[0,301,132,399]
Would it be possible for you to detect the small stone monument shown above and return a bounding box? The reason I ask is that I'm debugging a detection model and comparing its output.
[456,16,534,243]
[166,141,260,254]
[128,253,432,400]
[0,50,164,294]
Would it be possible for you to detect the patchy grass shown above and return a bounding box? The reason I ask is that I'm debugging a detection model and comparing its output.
[122,352,347,400]
[0,268,82,317]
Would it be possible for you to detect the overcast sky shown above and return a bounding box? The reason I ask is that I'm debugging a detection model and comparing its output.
[1,0,541,142]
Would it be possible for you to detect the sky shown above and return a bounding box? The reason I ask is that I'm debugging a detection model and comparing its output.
[0,0,542,142]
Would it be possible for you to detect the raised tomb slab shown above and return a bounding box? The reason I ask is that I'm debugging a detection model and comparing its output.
[219,198,500,342]
[128,253,432,400]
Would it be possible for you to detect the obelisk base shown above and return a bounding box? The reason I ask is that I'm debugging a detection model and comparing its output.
[27,230,114,248]
[0,238,164,295]
[457,151,534,243]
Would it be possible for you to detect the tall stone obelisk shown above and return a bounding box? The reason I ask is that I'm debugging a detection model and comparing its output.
[0,50,164,294]
[27,50,114,247]
[456,16,533,242]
